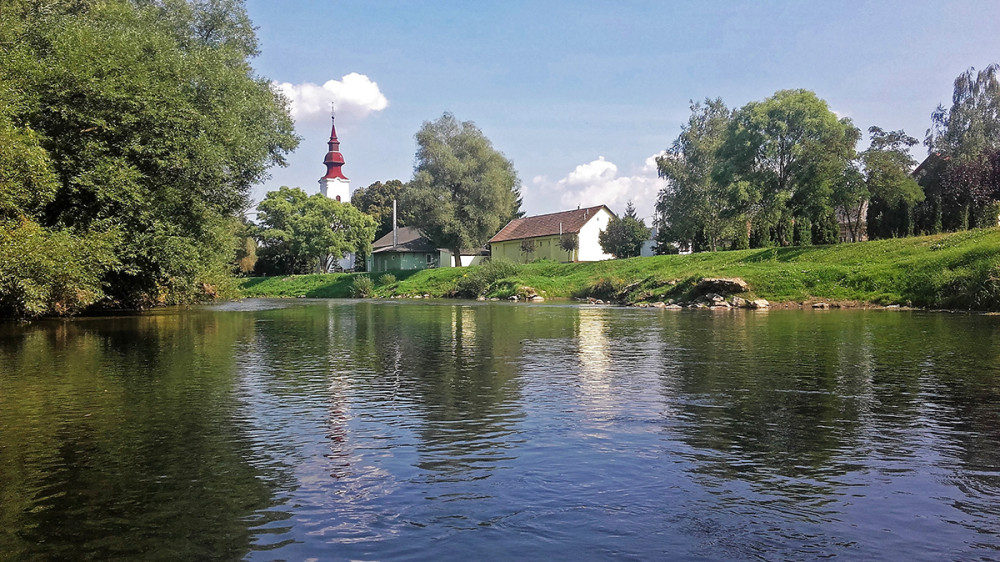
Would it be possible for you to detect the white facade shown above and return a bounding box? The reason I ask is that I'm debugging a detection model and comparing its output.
[577,207,616,261]
[319,177,351,203]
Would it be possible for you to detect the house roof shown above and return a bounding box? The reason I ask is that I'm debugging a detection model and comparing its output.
[371,226,489,255]
[372,227,438,254]
[488,205,613,244]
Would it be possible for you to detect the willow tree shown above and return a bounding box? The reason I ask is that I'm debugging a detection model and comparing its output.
[655,98,738,252]
[0,0,298,313]
[927,64,1000,162]
[925,64,1000,230]
[716,89,857,246]
[404,113,521,266]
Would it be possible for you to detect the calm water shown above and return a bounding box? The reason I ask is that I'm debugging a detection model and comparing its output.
[1,300,999,560]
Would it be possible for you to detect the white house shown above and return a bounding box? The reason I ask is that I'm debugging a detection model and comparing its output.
[488,205,616,263]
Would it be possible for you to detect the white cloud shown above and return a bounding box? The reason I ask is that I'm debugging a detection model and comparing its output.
[274,73,388,122]
[532,152,666,221]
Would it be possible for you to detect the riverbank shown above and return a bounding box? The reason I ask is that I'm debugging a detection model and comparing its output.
[239,227,1000,311]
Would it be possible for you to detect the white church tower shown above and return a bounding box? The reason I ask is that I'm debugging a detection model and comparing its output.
[319,112,350,201]
[319,110,356,271]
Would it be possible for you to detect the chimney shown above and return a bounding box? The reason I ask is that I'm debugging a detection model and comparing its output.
[392,199,398,247]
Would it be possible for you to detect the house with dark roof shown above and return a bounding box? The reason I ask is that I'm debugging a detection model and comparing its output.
[367,227,487,272]
[488,205,616,264]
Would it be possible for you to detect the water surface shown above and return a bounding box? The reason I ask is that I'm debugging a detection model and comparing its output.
[1,300,998,559]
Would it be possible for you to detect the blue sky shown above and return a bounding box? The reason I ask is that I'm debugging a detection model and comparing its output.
[245,0,1000,221]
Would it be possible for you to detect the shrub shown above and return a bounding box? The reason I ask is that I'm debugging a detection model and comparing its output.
[351,275,374,298]
[480,258,518,280]
[0,219,118,317]
[377,273,397,286]
[453,258,520,298]
[588,276,627,301]
[455,274,490,298]
[559,233,579,254]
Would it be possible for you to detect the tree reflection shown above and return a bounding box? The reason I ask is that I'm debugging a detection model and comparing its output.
[0,310,276,559]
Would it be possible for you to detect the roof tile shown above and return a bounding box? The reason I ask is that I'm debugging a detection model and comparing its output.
[488,205,612,243]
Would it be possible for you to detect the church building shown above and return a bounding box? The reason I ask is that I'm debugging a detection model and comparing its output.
[319,111,357,271]
[319,112,350,202]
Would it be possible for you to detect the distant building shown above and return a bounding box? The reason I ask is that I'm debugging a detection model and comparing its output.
[488,205,615,264]
[368,227,487,272]
[640,226,658,257]
[318,111,357,270]
[837,202,868,243]
[318,113,350,202]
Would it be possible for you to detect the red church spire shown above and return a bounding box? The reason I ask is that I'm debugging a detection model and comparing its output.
[321,112,348,181]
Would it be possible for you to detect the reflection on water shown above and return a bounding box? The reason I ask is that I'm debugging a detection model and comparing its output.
[1,301,999,560]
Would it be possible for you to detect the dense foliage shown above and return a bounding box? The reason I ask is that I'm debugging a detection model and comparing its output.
[655,70,1000,252]
[404,113,522,266]
[916,64,1000,233]
[598,201,650,259]
[0,0,297,317]
[254,187,376,275]
[655,99,737,252]
[351,179,411,240]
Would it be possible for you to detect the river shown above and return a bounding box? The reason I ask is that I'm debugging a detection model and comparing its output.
[1,299,998,560]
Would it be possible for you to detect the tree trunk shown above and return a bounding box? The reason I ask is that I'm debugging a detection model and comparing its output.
[453,248,463,267]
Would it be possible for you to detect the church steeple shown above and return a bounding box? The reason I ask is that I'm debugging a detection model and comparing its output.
[319,110,350,201]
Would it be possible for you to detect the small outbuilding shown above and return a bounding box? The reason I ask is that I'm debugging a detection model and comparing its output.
[488,205,616,264]
[367,227,486,272]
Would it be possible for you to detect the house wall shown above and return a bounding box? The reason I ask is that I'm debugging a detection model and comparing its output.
[444,250,486,267]
[370,251,439,272]
[576,208,615,261]
[490,235,575,264]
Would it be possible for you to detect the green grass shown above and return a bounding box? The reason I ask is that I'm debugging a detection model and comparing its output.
[239,228,1000,310]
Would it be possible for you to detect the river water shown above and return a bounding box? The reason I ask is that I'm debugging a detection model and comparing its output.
[1,299,998,560]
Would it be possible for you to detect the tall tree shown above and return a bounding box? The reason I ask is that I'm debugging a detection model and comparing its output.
[404,113,521,266]
[926,64,1000,162]
[716,89,857,246]
[351,180,410,240]
[831,161,867,242]
[255,187,376,275]
[863,127,923,239]
[655,98,737,252]
[925,64,1000,230]
[599,202,650,259]
[0,0,297,311]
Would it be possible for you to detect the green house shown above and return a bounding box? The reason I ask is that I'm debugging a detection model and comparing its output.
[367,227,487,272]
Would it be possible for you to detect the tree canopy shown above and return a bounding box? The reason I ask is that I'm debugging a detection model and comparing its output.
[255,187,376,275]
[716,89,857,246]
[0,0,297,315]
[599,202,650,259]
[403,113,521,266]
[655,89,862,251]
[656,98,737,252]
[918,64,1000,232]
[927,64,1000,162]
[862,127,923,239]
[351,180,411,240]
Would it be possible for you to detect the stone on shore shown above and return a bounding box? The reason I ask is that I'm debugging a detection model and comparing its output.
[695,277,749,296]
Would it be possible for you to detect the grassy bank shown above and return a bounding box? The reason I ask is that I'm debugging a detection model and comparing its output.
[239,228,1000,310]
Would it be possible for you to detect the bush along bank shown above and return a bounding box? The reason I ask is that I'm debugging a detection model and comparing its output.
[238,227,1000,311]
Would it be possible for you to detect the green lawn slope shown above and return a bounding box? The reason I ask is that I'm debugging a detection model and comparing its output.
[239,228,1000,310]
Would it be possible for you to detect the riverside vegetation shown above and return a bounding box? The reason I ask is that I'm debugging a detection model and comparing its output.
[241,227,1000,311]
